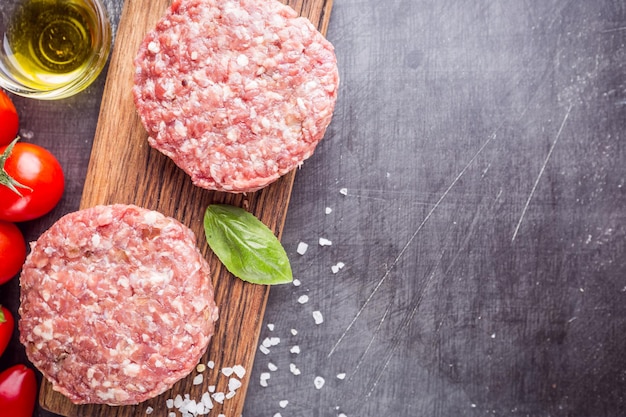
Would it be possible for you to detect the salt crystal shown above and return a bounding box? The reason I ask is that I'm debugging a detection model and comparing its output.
[211,392,225,404]
[340,188,348,195]
[193,373,204,385]
[201,392,213,408]
[336,373,346,380]
[274,414,283,417]
[325,207,332,214]
[297,295,309,304]
[260,378,269,387]
[293,279,302,287]
[339,414,347,417]
[289,363,301,375]
[174,394,184,408]
[218,414,227,417]
[279,400,289,408]
[268,362,278,371]
[313,310,324,324]
[259,345,270,355]
[207,360,215,369]
[297,242,309,255]
[290,345,300,354]
[168,412,176,417]
[261,372,271,381]
[267,323,275,331]
[184,400,197,413]
[269,336,281,346]
[262,337,273,348]
[314,376,325,389]
[332,262,346,273]
[233,364,246,378]
[145,406,154,414]
[229,377,242,391]
[225,391,237,400]
[291,329,298,336]
[208,385,216,393]
[166,398,174,408]
[319,237,332,246]
[222,367,234,377]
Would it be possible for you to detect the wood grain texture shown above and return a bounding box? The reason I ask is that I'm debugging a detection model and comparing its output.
[38,0,333,416]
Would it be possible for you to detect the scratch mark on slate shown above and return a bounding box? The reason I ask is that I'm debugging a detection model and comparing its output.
[326,130,500,358]
[511,104,572,242]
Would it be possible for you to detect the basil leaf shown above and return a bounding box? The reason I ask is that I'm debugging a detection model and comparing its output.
[204,204,293,285]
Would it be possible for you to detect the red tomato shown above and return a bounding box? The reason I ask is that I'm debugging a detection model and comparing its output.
[0,221,26,284]
[0,306,14,357]
[0,90,19,146]
[0,138,64,222]
[0,364,37,417]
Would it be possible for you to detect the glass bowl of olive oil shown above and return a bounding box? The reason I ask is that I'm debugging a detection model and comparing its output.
[0,0,111,100]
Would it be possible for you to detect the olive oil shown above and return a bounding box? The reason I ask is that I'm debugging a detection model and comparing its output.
[3,0,98,90]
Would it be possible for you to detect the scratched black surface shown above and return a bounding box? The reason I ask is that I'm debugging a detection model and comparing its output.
[1,1,625,416]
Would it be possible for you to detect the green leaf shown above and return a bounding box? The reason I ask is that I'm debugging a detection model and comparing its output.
[204,204,293,285]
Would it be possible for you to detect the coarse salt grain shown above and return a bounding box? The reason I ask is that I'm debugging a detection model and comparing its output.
[259,344,270,355]
[325,207,332,214]
[274,414,282,417]
[268,362,278,371]
[193,373,204,385]
[166,398,174,408]
[168,412,176,417]
[269,336,281,346]
[293,279,302,287]
[279,400,289,408]
[208,385,216,393]
[207,360,215,369]
[229,377,242,392]
[291,328,298,336]
[289,363,301,375]
[290,345,301,354]
[267,323,275,331]
[313,310,324,324]
[225,391,237,400]
[314,376,325,389]
[297,295,309,304]
[319,237,332,246]
[233,364,246,378]
[340,188,348,195]
[337,373,346,380]
[331,262,346,273]
[338,414,347,417]
[145,406,154,414]
[222,367,234,377]
[211,392,225,404]
[297,242,309,255]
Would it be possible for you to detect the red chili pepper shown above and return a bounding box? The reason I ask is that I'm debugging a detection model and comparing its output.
[0,364,37,417]
[0,305,13,357]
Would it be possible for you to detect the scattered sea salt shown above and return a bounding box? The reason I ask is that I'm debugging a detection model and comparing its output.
[290,345,301,354]
[279,400,289,408]
[222,367,234,377]
[338,414,347,417]
[228,377,242,392]
[233,364,246,378]
[325,207,332,214]
[259,345,270,355]
[319,237,333,246]
[208,385,216,393]
[145,406,154,414]
[331,262,345,274]
[297,295,309,304]
[211,392,225,404]
[297,242,309,255]
[340,188,348,195]
[274,414,283,417]
[166,398,174,408]
[337,373,346,380]
[291,328,298,336]
[293,279,302,287]
[314,376,325,389]
[313,310,324,324]
[267,323,275,331]
[260,372,271,387]
[225,391,237,400]
[207,360,215,369]
[289,363,301,375]
[192,373,204,385]
[268,362,278,371]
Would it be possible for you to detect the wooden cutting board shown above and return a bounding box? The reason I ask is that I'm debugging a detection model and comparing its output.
[39,0,334,416]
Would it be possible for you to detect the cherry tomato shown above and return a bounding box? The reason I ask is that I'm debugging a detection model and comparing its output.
[0,90,19,146]
[0,138,64,222]
[0,221,26,284]
[0,364,37,417]
[0,306,14,357]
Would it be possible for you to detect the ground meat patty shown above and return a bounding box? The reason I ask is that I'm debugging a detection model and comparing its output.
[133,0,339,192]
[19,204,219,405]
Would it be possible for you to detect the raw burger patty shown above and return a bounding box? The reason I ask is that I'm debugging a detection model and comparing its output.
[133,0,339,192]
[19,204,219,405]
